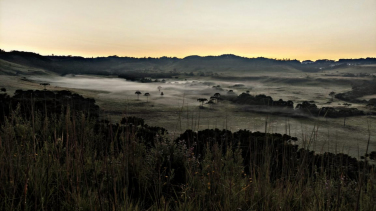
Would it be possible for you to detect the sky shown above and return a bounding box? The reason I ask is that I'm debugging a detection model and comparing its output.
[1,0,375,61]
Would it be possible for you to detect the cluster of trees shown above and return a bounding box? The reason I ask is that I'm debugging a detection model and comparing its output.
[135,91,151,102]
[301,58,376,72]
[233,93,294,108]
[212,85,223,91]
[196,93,221,108]
[197,91,294,109]
[342,73,373,77]
[367,99,376,108]
[103,116,168,150]
[295,101,364,125]
[297,101,363,116]
[202,91,366,121]
[337,57,376,64]
[118,72,173,82]
[334,80,376,104]
[0,90,99,123]
[175,128,372,181]
[134,86,164,102]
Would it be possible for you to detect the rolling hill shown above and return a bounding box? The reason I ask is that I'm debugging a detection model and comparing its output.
[1,50,375,76]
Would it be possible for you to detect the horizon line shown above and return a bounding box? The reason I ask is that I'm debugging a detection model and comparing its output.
[2,48,376,62]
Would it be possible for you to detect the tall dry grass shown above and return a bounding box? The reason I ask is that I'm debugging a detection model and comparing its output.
[0,103,375,210]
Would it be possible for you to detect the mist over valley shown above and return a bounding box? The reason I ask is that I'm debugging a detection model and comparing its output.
[1,48,376,211]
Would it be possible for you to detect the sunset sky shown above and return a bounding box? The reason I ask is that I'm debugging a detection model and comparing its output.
[1,0,375,61]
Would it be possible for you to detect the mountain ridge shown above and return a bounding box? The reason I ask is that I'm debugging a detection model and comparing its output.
[1,49,376,76]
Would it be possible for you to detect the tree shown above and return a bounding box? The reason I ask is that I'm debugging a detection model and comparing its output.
[0,88,6,92]
[210,96,217,103]
[135,91,142,100]
[213,93,221,98]
[157,86,162,93]
[40,83,50,90]
[197,98,207,107]
[144,93,150,102]
[339,109,350,127]
[211,93,221,103]
[329,91,336,101]
[207,99,215,108]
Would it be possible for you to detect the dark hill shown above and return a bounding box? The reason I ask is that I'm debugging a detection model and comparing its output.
[1,50,375,76]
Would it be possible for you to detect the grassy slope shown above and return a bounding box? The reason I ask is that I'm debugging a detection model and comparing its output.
[0,59,59,94]
[0,92,375,210]
[0,59,56,76]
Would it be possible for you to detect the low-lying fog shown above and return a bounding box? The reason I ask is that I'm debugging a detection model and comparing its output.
[29,74,354,108]
[29,75,230,106]
[27,75,375,160]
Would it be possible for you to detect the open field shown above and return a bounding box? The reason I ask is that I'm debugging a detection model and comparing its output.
[1,61,375,159]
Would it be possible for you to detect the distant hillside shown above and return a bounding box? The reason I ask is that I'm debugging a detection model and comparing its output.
[0,59,55,76]
[1,50,375,76]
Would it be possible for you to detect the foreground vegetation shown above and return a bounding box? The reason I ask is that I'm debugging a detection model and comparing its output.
[0,90,375,210]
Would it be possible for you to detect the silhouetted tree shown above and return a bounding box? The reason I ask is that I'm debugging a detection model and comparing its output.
[329,91,336,101]
[210,96,217,103]
[135,91,142,100]
[211,93,221,103]
[0,88,6,92]
[207,99,215,108]
[213,93,221,98]
[157,86,162,93]
[40,83,50,90]
[144,93,150,102]
[339,109,350,126]
[197,98,207,107]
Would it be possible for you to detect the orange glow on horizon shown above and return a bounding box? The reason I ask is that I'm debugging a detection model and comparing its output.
[1,0,375,62]
[1,45,374,62]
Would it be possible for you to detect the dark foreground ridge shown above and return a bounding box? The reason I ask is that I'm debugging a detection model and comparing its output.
[0,90,375,210]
